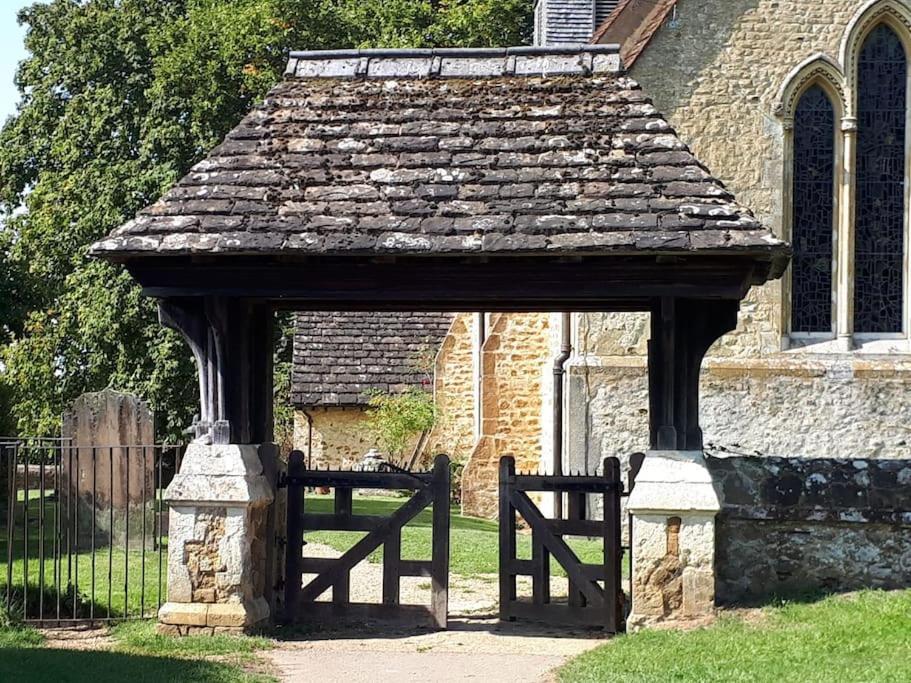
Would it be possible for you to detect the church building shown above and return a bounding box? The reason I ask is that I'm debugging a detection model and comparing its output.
[290,0,911,606]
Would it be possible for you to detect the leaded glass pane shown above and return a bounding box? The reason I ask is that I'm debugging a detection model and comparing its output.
[792,86,835,333]
[855,24,907,334]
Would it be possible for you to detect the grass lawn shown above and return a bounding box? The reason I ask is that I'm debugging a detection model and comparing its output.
[559,590,911,683]
[0,621,275,682]
[1,493,166,620]
[304,493,622,578]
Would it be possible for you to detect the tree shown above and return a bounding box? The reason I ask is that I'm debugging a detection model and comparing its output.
[0,0,531,440]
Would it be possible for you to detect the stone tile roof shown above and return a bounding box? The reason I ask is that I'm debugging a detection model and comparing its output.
[91,46,787,273]
[292,311,453,407]
[591,0,678,69]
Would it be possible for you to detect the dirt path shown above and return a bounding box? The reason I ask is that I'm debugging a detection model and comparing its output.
[267,543,608,683]
[39,626,116,650]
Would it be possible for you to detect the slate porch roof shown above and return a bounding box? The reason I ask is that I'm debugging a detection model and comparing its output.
[292,311,453,407]
[90,45,789,277]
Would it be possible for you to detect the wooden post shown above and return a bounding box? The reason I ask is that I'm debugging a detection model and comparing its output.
[333,486,352,604]
[259,443,280,616]
[648,299,739,451]
[158,297,274,445]
[531,529,550,605]
[283,451,304,623]
[382,528,401,606]
[431,454,450,629]
[567,491,586,608]
[498,456,516,622]
[603,457,622,633]
[334,487,352,516]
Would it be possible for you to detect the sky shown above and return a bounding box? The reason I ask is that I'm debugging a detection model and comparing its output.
[0,1,33,123]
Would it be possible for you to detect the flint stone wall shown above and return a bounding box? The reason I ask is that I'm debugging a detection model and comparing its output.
[710,455,911,602]
[567,358,911,601]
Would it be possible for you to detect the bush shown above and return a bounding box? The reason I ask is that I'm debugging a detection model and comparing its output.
[364,389,435,460]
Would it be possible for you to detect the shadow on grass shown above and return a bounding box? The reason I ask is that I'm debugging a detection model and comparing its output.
[0,647,260,683]
[718,587,835,609]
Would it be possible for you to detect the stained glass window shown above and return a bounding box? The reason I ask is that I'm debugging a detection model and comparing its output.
[855,24,907,334]
[792,86,836,333]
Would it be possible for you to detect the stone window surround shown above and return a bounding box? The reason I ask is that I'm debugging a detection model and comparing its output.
[777,0,911,355]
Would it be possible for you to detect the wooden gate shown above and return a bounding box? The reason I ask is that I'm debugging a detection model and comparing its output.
[282,452,450,628]
[498,455,626,632]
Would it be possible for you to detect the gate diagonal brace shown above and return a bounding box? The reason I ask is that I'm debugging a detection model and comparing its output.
[298,486,434,603]
[509,489,606,607]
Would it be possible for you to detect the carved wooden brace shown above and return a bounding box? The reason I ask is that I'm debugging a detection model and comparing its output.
[648,297,740,451]
[159,296,274,445]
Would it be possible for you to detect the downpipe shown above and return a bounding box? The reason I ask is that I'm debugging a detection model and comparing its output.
[553,312,572,519]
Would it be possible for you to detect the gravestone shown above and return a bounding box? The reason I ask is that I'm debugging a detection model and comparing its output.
[61,389,156,549]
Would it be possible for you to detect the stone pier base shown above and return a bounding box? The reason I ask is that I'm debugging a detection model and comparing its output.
[627,450,720,629]
[158,443,274,635]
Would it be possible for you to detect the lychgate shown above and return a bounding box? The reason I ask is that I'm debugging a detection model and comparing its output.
[90,45,790,633]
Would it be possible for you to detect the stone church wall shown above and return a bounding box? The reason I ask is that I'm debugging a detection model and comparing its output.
[426,313,478,467]
[575,0,911,600]
[710,456,911,601]
[462,313,551,518]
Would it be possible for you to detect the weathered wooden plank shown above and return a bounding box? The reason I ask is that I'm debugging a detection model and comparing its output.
[510,489,605,607]
[398,560,433,577]
[513,474,621,492]
[289,471,431,490]
[334,487,353,515]
[509,559,536,576]
[301,513,386,531]
[431,454,451,629]
[300,557,337,574]
[499,456,517,622]
[135,256,759,308]
[579,563,608,582]
[547,518,603,537]
[532,529,550,605]
[383,528,401,606]
[603,457,623,633]
[506,601,612,627]
[293,601,440,628]
[567,491,587,609]
[299,485,434,603]
[259,443,280,616]
[283,451,305,622]
[333,571,350,604]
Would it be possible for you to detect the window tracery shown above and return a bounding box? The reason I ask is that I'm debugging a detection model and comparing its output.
[791,86,836,333]
[783,5,911,346]
[854,24,907,333]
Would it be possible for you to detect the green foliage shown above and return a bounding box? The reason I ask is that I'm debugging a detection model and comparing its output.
[449,458,465,504]
[0,0,531,441]
[0,623,44,649]
[272,311,296,453]
[559,590,911,683]
[111,620,272,658]
[365,388,435,458]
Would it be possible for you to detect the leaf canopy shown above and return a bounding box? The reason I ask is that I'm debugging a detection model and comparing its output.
[0,0,531,439]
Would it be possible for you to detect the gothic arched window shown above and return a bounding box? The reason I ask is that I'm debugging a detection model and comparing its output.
[792,86,836,333]
[855,24,907,333]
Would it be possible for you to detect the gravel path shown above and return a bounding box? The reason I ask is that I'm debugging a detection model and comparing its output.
[268,543,608,683]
